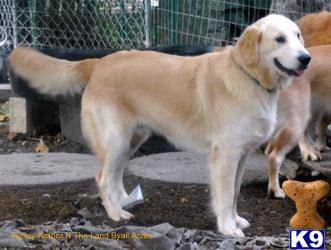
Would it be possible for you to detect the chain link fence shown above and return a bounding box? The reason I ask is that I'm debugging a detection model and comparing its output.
[1,0,331,54]
[0,0,16,54]
[151,0,331,46]
[0,0,146,54]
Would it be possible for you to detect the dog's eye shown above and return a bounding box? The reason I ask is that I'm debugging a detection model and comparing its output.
[275,36,286,43]
[297,32,301,39]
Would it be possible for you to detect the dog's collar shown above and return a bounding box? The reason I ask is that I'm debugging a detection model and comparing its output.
[231,56,276,93]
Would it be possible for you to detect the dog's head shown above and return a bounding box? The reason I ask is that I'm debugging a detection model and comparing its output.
[233,14,310,91]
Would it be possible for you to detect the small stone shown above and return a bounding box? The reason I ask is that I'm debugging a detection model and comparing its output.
[13,219,26,226]
[0,221,17,230]
[0,233,27,248]
[55,133,65,143]
[18,227,38,234]
[74,194,99,210]
[8,132,18,140]
[218,239,237,249]
[255,239,267,246]
[181,197,188,203]
[69,217,80,226]
[271,237,289,248]
[54,223,72,232]
[77,207,93,220]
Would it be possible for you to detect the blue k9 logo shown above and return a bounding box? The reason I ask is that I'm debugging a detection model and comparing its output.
[290,229,325,249]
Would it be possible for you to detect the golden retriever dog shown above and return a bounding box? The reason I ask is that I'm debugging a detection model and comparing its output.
[266,12,331,198]
[8,14,310,237]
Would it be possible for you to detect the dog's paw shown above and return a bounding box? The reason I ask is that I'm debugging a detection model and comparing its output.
[232,228,245,238]
[220,227,245,238]
[218,219,245,238]
[301,147,322,162]
[118,210,134,220]
[110,209,134,221]
[268,187,285,199]
[104,204,134,221]
[236,215,250,229]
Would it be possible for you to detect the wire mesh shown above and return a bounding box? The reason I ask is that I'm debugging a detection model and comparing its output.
[1,0,331,53]
[0,0,15,54]
[1,0,146,52]
[150,0,331,47]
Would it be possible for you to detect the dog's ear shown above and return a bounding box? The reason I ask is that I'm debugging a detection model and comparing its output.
[236,25,262,68]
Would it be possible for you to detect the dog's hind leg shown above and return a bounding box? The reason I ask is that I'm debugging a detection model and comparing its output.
[314,113,330,151]
[105,127,151,208]
[98,140,134,221]
[81,105,135,221]
[130,126,151,156]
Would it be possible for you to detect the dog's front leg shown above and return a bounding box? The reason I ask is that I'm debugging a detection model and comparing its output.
[233,154,250,229]
[208,146,245,238]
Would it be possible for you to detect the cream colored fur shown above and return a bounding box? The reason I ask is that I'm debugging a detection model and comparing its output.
[8,14,308,237]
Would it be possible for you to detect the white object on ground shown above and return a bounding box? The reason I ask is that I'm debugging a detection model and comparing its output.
[122,185,144,209]
[311,170,320,177]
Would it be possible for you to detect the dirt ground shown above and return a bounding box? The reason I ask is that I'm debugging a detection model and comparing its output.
[0,110,330,237]
[0,175,330,237]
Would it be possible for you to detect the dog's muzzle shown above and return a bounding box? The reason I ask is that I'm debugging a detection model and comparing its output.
[274,53,310,77]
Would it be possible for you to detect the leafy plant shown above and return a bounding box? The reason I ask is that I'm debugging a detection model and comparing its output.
[0,101,9,116]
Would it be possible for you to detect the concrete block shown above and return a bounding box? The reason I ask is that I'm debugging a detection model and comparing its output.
[9,97,27,134]
[9,96,60,135]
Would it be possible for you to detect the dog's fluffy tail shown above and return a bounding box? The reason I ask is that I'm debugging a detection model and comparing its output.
[8,47,99,96]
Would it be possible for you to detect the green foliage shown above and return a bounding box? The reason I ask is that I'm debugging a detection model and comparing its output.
[0,102,10,116]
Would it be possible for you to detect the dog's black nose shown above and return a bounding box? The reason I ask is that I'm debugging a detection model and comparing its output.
[297,53,311,67]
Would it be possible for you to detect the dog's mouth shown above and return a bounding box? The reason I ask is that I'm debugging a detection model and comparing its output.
[274,58,306,77]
